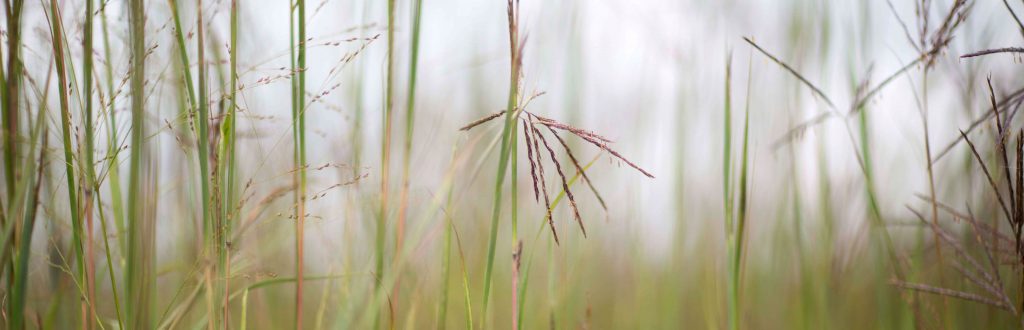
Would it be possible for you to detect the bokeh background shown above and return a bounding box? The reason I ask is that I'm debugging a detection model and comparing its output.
[11,0,1024,328]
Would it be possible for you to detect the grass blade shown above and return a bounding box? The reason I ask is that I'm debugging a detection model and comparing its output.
[126,0,154,326]
[46,3,87,327]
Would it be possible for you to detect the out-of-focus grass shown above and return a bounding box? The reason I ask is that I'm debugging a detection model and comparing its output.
[6,0,1024,329]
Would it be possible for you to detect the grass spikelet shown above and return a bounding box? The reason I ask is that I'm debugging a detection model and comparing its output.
[534,116,614,143]
[571,131,654,178]
[960,130,1012,220]
[961,47,1024,58]
[529,121,558,244]
[461,90,653,244]
[523,118,539,202]
[890,281,1013,311]
[544,125,607,211]
[533,124,585,237]
[460,110,506,131]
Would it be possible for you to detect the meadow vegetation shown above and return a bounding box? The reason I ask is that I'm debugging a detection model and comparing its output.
[5,0,1024,328]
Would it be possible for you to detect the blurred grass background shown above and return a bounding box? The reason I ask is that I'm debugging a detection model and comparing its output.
[4,0,1024,328]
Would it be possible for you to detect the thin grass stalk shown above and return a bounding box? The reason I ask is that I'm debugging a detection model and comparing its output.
[196,0,211,256]
[546,232,556,329]
[437,147,458,329]
[0,196,4,266]
[545,154,600,329]
[748,32,916,324]
[814,106,837,323]
[313,270,332,329]
[3,0,25,206]
[185,274,356,328]
[339,4,371,323]
[350,0,369,190]
[362,117,501,330]
[126,0,153,326]
[0,12,4,153]
[292,0,309,327]
[240,288,250,330]
[723,51,739,330]
[518,154,600,329]
[0,62,53,287]
[1017,131,1024,318]
[482,1,520,326]
[732,64,752,330]
[99,0,126,256]
[511,118,520,329]
[459,238,474,330]
[81,0,99,326]
[208,33,228,91]
[9,122,46,330]
[782,58,813,327]
[376,0,397,325]
[47,3,87,328]
[94,174,125,329]
[221,0,240,327]
[0,52,5,240]
[195,2,220,328]
[857,92,917,325]
[920,68,949,325]
[396,0,425,314]
[288,14,298,326]
[8,82,48,330]
[168,0,199,113]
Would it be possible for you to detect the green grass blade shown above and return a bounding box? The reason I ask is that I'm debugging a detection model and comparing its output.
[396,0,425,315]
[437,147,459,329]
[8,82,48,330]
[46,4,87,327]
[292,0,309,327]
[376,0,397,327]
[723,51,738,330]
[482,2,521,325]
[126,0,153,326]
[167,0,199,114]
[98,0,126,256]
[81,0,99,325]
[2,0,25,206]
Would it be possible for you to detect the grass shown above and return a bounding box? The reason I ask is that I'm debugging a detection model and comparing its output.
[45,3,87,328]
[722,50,752,330]
[221,0,239,326]
[99,0,125,259]
[396,0,425,318]
[9,0,1024,329]
[291,0,309,327]
[194,3,220,328]
[481,2,522,326]
[375,0,396,326]
[126,0,153,327]
[721,51,735,330]
[3,0,25,207]
[8,67,50,330]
